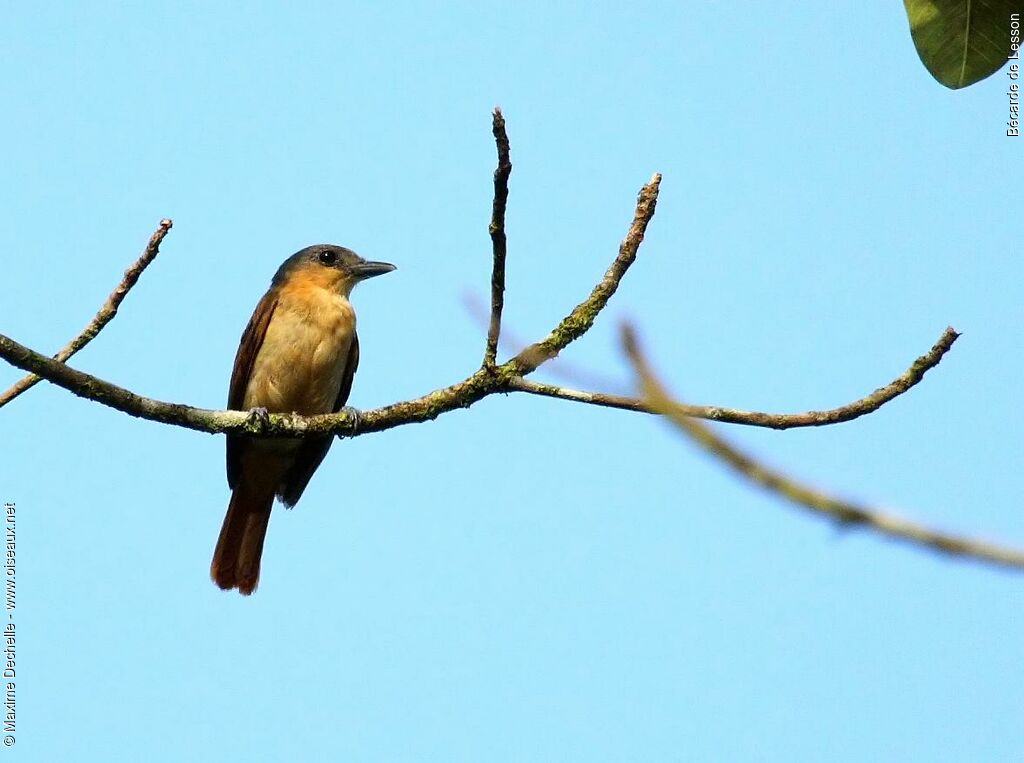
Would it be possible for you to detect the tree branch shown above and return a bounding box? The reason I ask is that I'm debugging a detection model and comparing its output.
[0,170,661,439]
[483,107,511,368]
[0,327,497,437]
[0,113,963,486]
[508,173,662,376]
[508,325,959,428]
[0,218,173,408]
[621,325,1024,571]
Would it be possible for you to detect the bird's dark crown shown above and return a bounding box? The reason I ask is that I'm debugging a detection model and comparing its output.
[271,245,363,286]
[270,244,395,290]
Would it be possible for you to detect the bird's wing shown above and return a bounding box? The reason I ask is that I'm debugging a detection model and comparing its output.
[333,331,360,411]
[278,332,360,507]
[226,289,279,489]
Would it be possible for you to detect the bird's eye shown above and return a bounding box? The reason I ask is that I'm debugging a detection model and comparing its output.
[318,250,338,265]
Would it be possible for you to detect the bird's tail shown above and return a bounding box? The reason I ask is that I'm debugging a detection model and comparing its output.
[211,483,274,595]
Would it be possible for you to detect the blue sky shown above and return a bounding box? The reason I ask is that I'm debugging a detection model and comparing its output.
[2,3,1021,760]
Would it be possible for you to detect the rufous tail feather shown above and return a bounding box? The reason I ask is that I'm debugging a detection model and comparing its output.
[211,483,273,595]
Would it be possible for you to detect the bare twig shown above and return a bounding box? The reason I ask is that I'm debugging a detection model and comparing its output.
[508,173,662,376]
[507,377,652,412]
[0,219,173,408]
[622,325,1024,571]
[508,325,959,428]
[483,107,512,368]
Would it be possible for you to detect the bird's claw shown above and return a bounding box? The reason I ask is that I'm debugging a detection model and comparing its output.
[245,406,272,433]
[340,406,362,436]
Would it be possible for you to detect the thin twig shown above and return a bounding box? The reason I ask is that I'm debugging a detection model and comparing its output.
[621,325,1024,571]
[508,173,662,376]
[483,107,512,368]
[508,325,959,428]
[0,219,173,408]
[507,377,652,412]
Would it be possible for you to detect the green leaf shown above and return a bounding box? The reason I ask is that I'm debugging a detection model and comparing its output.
[903,0,1023,89]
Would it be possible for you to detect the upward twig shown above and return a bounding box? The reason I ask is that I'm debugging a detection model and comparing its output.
[508,173,661,376]
[483,107,512,368]
[0,218,173,408]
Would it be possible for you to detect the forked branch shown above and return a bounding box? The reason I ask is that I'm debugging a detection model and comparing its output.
[0,172,663,439]
[0,114,964,492]
[1,112,996,570]
[0,218,173,408]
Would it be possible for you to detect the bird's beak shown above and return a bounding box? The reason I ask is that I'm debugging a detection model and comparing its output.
[352,260,397,280]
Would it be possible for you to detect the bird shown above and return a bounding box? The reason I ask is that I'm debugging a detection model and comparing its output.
[211,244,395,595]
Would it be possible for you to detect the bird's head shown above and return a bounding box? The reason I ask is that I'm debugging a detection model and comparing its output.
[273,244,396,297]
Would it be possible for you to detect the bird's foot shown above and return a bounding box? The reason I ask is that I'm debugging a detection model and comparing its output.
[245,406,272,434]
[340,406,362,437]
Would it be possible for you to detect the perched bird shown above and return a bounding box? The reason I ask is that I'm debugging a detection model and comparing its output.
[211,245,395,594]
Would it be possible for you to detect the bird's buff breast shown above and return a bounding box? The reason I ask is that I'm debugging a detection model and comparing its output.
[243,286,356,416]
